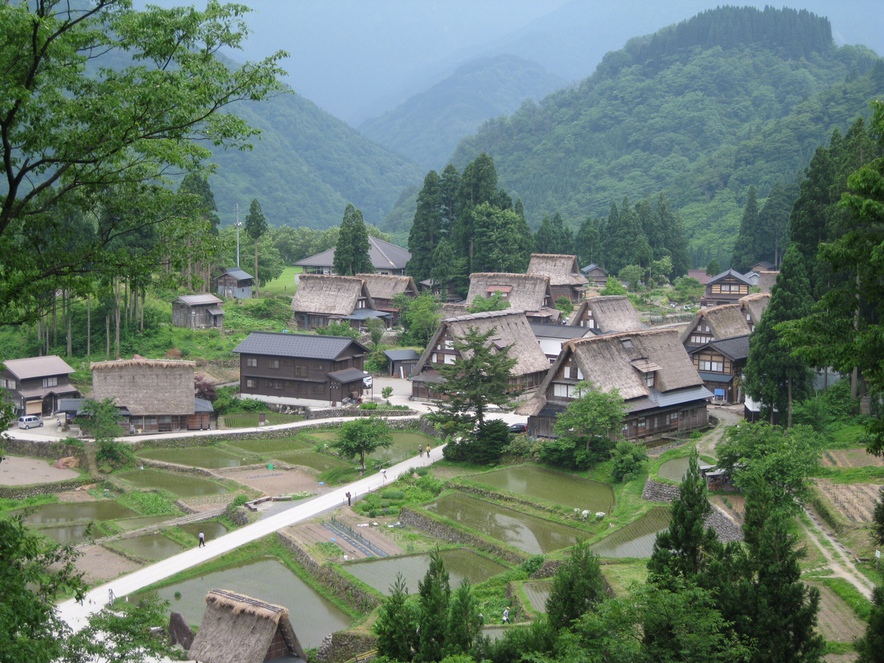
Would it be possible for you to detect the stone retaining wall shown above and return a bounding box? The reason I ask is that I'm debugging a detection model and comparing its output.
[2,437,85,462]
[642,478,681,502]
[276,530,380,614]
[399,508,526,565]
[641,478,743,543]
[0,476,93,500]
[306,408,416,420]
[316,631,377,663]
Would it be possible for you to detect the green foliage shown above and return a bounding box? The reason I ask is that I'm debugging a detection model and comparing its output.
[96,440,136,469]
[374,574,418,662]
[791,378,859,432]
[554,296,574,316]
[540,385,626,470]
[333,204,373,276]
[442,419,510,465]
[382,386,394,400]
[395,292,441,348]
[417,551,451,662]
[465,291,510,314]
[534,212,573,255]
[331,417,393,470]
[854,585,884,663]
[610,441,647,482]
[600,276,627,296]
[546,541,606,631]
[76,398,123,444]
[315,320,361,340]
[670,276,705,304]
[618,265,644,290]
[117,492,177,517]
[873,488,884,548]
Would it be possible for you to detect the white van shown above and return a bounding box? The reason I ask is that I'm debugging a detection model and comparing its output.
[18,415,43,429]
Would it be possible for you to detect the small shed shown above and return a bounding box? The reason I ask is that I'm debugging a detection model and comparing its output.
[188,589,306,663]
[172,294,224,329]
[216,268,253,299]
[384,349,420,378]
[581,263,608,289]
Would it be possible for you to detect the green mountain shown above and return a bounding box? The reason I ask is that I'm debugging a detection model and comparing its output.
[439,6,884,266]
[208,89,422,229]
[359,54,565,171]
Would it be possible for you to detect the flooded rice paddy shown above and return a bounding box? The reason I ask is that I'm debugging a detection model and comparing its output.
[426,493,585,555]
[136,446,247,468]
[112,533,186,561]
[139,557,349,649]
[465,466,614,513]
[344,548,508,595]
[20,501,135,524]
[38,523,93,545]
[523,579,553,613]
[590,507,671,558]
[178,521,227,541]
[657,456,713,482]
[116,469,229,497]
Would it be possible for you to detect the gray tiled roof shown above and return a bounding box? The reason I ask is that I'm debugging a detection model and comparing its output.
[294,237,411,270]
[233,332,367,360]
[219,267,253,281]
[709,335,751,360]
[384,349,421,361]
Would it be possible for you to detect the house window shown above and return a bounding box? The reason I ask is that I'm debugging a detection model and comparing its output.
[645,372,655,388]
[357,299,366,309]
[42,376,58,388]
[246,357,258,367]
[294,366,307,378]
[699,359,724,372]
[553,383,576,398]
[444,354,456,365]
[246,379,256,388]
[690,334,712,344]
[269,359,280,369]
[576,368,584,380]
[671,411,679,421]
[563,366,571,379]
[637,418,646,428]
[0,378,14,389]
[444,339,454,350]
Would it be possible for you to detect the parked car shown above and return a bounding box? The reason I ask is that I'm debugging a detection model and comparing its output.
[508,423,528,434]
[18,415,43,429]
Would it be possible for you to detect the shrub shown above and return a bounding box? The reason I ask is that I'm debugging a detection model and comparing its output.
[610,441,647,482]
[360,402,379,410]
[96,440,136,469]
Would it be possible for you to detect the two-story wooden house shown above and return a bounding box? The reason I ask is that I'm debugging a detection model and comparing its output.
[410,310,550,400]
[291,274,391,330]
[687,335,750,404]
[1,355,79,416]
[526,254,588,304]
[172,294,224,330]
[466,273,560,323]
[680,304,752,350]
[700,269,753,307]
[518,329,711,441]
[356,273,419,325]
[567,295,646,333]
[234,332,369,405]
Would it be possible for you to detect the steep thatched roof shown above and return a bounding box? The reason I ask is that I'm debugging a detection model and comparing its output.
[188,589,306,663]
[91,358,195,416]
[755,270,778,294]
[439,303,469,318]
[527,254,588,286]
[412,309,550,382]
[680,304,752,343]
[356,273,419,301]
[291,274,375,316]
[466,273,552,312]
[568,296,645,333]
[739,293,770,325]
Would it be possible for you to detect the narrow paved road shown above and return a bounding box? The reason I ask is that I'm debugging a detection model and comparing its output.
[57,445,445,632]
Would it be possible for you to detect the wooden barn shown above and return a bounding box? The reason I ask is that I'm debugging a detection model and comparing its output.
[526,253,588,303]
[466,273,560,324]
[568,295,646,333]
[291,274,390,330]
[410,309,550,400]
[581,263,609,289]
[519,329,711,442]
[216,267,253,299]
[188,589,307,663]
[356,273,419,324]
[91,357,212,433]
[172,294,224,329]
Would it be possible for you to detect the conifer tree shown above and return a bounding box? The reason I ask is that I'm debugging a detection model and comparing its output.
[444,580,483,657]
[244,198,267,296]
[575,215,603,267]
[374,573,417,662]
[453,153,498,270]
[416,551,451,663]
[731,186,760,272]
[546,540,606,631]
[533,212,573,254]
[756,181,795,266]
[471,203,532,273]
[745,244,814,425]
[854,586,884,663]
[333,204,373,276]
[656,194,690,278]
[407,171,443,282]
[438,164,461,234]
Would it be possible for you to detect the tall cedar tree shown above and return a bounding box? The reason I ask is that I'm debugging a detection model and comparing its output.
[407,170,443,282]
[425,325,518,439]
[731,186,760,272]
[244,198,267,296]
[333,204,373,276]
[756,181,795,267]
[453,153,498,272]
[444,580,483,658]
[471,203,533,273]
[656,194,690,279]
[439,164,460,233]
[745,244,814,425]
[429,239,465,300]
[533,212,573,254]
[545,540,607,631]
[416,551,451,663]
[575,215,603,268]
[374,573,417,662]
[647,449,722,586]
[606,198,650,273]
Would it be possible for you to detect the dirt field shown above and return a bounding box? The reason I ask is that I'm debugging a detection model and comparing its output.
[710,494,745,524]
[0,454,80,485]
[808,581,866,643]
[814,479,881,523]
[820,448,884,468]
[218,465,335,498]
[74,545,141,585]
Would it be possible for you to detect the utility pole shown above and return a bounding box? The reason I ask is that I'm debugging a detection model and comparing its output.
[235,204,242,267]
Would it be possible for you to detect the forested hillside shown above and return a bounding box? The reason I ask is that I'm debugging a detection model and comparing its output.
[359,55,565,171]
[445,6,884,266]
[207,87,422,229]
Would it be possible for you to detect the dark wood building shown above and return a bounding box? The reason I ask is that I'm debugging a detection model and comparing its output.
[700,269,753,307]
[581,263,608,288]
[384,349,421,378]
[687,334,750,404]
[172,294,224,329]
[1,355,78,416]
[233,332,369,405]
[518,329,711,442]
[410,310,551,400]
[216,268,253,299]
[527,254,588,304]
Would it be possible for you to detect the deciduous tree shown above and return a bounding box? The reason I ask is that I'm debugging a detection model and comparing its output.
[331,416,393,470]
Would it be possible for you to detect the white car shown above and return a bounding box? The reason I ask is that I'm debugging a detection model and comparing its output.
[18,415,43,429]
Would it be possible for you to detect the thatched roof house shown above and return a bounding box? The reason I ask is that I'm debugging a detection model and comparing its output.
[466,273,559,323]
[291,274,389,330]
[519,328,710,441]
[568,295,645,333]
[188,589,306,663]
[755,270,778,295]
[356,273,419,323]
[680,304,752,349]
[439,302,469,318]
[91,357,211,432]
[411,309,550,400]
[688,334,751,404]
[738,293,770,330]
[527,254,588,303]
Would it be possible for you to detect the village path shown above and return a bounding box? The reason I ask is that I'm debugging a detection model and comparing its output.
[56,441,447,633]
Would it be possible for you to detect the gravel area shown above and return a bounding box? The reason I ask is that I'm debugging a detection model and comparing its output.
[0,454,80,485]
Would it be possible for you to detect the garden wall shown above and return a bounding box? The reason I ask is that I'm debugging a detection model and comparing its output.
[316,631,377,663]
[641,478,742,543]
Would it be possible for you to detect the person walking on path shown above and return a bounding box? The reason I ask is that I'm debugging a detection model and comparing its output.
[502,606,510,624]
[382,469,387,482]
[418,444,424,457]
[198,532,205,548]
[426,445,432,458]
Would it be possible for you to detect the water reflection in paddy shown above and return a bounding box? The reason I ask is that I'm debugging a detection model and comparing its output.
[112,533,186,561]
[466,466,614,513]
[657,457,713,483]
[178,521,227,541]
[38,523,92,545]
[20,501,135,524]
[344,549,507,595]
[426,493,585,555]
[590,507,671,558]
[524,579,552,613]
[117,469,228,497]
[137,447,247,468]
[138,557,349,649]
